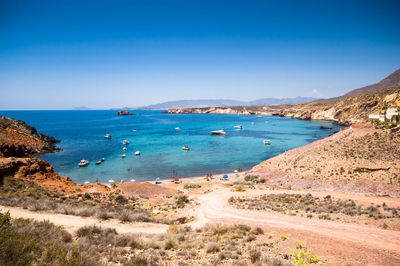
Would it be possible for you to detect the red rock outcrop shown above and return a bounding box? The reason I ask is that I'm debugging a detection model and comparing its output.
[0,116,59,157]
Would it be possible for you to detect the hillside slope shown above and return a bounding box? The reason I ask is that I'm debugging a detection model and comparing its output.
[343,68,400,97]
[248,122,400,196]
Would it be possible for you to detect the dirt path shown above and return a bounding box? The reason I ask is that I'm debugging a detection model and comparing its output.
[0,206,168,235]
[190,186,400,265]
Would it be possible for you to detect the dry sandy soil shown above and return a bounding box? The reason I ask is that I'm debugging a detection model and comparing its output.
[3,180,400,265]
[186,185,400,265]
[248,122,400,196]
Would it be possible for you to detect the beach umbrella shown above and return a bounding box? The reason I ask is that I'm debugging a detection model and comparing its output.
[223,174,228,179]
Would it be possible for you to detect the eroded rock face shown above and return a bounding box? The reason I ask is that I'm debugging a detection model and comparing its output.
[0,157,69,182]
[0,116,59,157]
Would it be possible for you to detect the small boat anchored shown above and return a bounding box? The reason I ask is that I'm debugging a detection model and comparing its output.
[135,151,141,156]
[122,154,126,158]
[123,147,127,151]
[257,115,263,118]
[96,158,105,165]
[182,145,190,151]
[234,125,242,129]
[78,159,89,167]
[211,130,226,135]
[264,139,271,145]
[122,140,129,145]
[104,134,111,139]
[175,127,181,131]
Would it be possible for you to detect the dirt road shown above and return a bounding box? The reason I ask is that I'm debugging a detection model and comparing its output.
[190,186,400,265]
[0,206,168,235]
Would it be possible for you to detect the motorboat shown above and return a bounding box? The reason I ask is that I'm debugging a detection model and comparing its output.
[264,139,271,145]
[104,134,111,139]
[122,154,126,158]
[182,145,190,150]
[175,127,181,131]
[108,179,115,183]
[234,125,242,129]
[122,140,129,145]
[123,147,127,151]
[135,151,141,156]
[130,179,136,182]
[78,159,89,167]
[95,160,102,165]
[132,129,137,132]
[211,130,226,135]
[100,158,105,162]
[257,115,263,118]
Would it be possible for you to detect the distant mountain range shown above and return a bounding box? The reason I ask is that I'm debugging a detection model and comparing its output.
[136,97,318,110]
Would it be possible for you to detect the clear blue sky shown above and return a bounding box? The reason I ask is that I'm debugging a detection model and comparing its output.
[1,0,399,110]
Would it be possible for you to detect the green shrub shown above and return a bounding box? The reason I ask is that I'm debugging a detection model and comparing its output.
[175,195,189,207]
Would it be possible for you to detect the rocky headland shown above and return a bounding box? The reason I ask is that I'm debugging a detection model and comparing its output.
[0,116,99,193]
[0,115,59,157]
[166,69,400,126]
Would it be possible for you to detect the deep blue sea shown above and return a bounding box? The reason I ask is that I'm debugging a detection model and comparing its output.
[1,110,342,184]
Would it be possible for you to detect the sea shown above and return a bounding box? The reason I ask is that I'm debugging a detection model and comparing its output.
[1,110,343,184]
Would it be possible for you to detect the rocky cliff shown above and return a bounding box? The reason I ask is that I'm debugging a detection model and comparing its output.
[0,116,59,157]
[0,116,75,192]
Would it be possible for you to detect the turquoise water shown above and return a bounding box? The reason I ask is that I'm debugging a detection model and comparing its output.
[0,110,342,183]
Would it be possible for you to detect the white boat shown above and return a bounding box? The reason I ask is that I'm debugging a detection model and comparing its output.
[257,115,263,118]
[234,125,242,129]
[122,154,126,158]
[130,179,136,182]
[84,181,90,184]
[78,159,89,167]
[132,129,137,132]
[175,127,181,131]
[264,139,271,145]
[211,130,226,135]
[108,179,115,183]
[104,134,111,139]
[122,140,129,145]
[135,151,141,156]
[182,145,190,150]
[123,147,127,151]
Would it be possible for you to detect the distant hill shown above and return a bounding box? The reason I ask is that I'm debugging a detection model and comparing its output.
[343,68,400,97]
[137,97,318,110]
[166,68,400,125]
[248,97,317,106]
